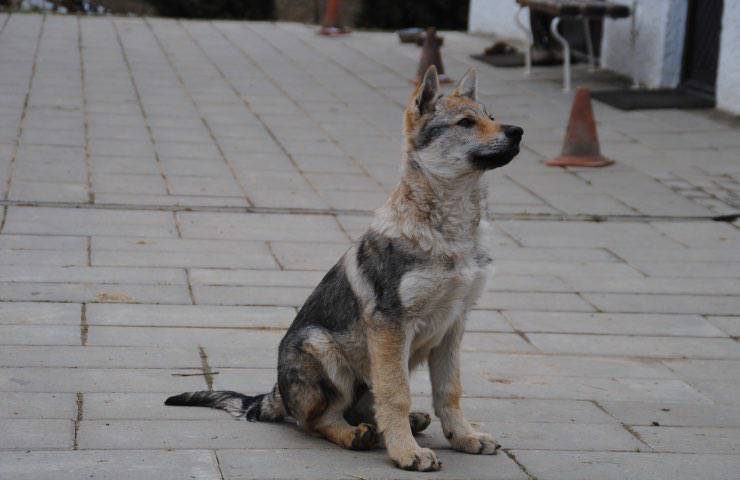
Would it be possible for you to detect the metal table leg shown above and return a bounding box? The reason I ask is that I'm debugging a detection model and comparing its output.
[515,6,533,76]
[550,16,570,92]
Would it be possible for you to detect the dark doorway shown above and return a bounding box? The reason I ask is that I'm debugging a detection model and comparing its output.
[681,0,723,98]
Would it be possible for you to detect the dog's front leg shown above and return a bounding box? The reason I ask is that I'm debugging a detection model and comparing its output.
[429,319,500,454]
[368,323,441,472]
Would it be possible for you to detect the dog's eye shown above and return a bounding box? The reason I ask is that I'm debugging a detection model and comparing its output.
[456,118,475,128]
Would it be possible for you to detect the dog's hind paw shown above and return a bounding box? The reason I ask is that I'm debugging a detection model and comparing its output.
[392,447,441,472]
[450,432,500,454]
[409,411,431,434]
[350,423,379,450]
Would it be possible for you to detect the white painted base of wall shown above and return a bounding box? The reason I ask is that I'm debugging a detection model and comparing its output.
[468,0,529,41]
[601,0,686,89]
[717,2,740,115]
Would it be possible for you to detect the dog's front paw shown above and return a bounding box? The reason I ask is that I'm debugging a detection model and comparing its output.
[450,432,500,454]
[392,447,441,471]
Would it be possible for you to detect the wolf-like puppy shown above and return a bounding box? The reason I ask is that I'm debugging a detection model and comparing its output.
[166,66,522,472]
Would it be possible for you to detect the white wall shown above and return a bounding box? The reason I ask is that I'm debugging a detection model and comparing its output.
[717,1,740,115]
[601,0,687,88]
[468,0,529,40]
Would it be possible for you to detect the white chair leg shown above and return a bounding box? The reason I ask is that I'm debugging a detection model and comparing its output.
[582,17,596,72]
[630,0,640,89]
[515,6,533,76]
[550,16,570,92]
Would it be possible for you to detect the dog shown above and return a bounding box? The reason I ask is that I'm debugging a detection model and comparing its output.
[166,66,523,472]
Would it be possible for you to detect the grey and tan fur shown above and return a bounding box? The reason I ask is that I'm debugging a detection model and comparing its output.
[166,66,523,472]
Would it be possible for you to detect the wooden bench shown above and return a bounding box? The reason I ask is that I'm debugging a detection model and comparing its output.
[514,0,632,91]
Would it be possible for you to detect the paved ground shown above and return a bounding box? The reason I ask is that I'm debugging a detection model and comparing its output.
[1,13,740,480]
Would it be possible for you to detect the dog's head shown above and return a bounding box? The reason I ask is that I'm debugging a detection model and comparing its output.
[404,66,522,178]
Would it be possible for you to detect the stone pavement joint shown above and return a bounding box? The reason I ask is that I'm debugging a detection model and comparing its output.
[2,199,739,223]
[73,392,83,450]
[198,346,216,392]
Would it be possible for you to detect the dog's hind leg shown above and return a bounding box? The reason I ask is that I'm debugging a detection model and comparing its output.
[347,388,431,435]
[281,328,379,450]
[409,411,432,434]
[316,408,379,450]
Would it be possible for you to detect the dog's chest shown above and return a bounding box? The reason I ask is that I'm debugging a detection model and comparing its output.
[401,248,491,348]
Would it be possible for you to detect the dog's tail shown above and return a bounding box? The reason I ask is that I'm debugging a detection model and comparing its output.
[165,384,285,422]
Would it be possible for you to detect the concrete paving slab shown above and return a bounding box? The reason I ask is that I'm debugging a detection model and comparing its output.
[3,207,178,238]
[503,311,725,336]
[176,211,349,242]
[192,285,314,307]
[633,426,740,454]
[217,447,527,480]
[686,380,740,405]
[497,221,683,249]
[0,249,88,267]
[0,346,201,369]
[465,310,513,332]
[0,265,186,285]
[468,421,644,452]
[462,352,676,379]
[528,334,740,359]
[663,359,740,381]
[0,325,81,346]
[461,333,538,353]
[446,373,712,404]
[87,326,283,349]
[707,316,740,336]
[476,291,596,312]
[512,450,740,480]
[0,302,81,325]
[415,397,618,424]
[562,275,740,296]
[188,269,323,288]
[0,282,191,304]
[600,401,740,428]
[0,392,76,419]
[269,241,351,271]
[0,367,206,393]
[0,450,221,480]
[582,293,740,315]
[84,392,225,420]
[86,303,294,328]
[78,419,320,450]
[0,419,74,450]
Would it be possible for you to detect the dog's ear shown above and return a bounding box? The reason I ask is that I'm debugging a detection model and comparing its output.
[412,65,440,115]
[452,67,477,101]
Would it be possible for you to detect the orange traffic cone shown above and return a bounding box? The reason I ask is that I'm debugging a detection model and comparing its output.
[547,88,614,168]
[318,0,350,36]
[414,28,452,85]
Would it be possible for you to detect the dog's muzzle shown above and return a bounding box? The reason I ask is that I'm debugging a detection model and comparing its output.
[470,125,523,171]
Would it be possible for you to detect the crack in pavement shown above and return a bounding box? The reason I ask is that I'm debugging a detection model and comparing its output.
[1,199,737,223]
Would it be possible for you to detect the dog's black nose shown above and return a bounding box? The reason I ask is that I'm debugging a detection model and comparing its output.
[504,125,523,140]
